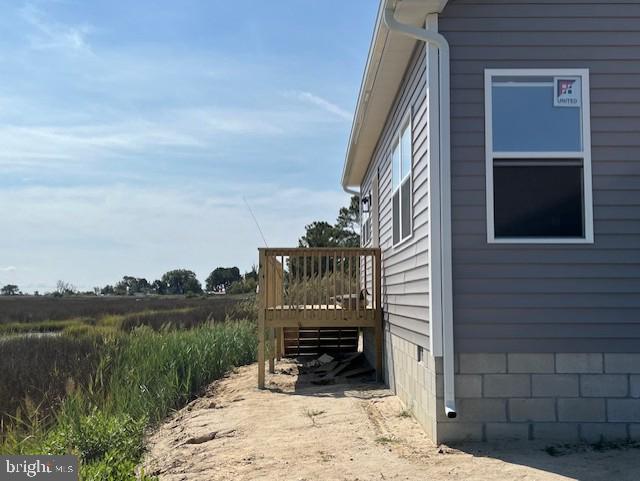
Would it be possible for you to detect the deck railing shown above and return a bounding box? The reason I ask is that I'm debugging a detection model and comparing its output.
[257,247,382,388]
[259,247,381,324]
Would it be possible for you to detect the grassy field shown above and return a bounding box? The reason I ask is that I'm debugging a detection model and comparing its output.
[0,295,258,480]
[0,295,254,326]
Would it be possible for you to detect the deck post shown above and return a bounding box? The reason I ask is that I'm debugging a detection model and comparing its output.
[276,327,282,361]
[374,248,383,382]
[258,249,266,389]
[268,327,275,373]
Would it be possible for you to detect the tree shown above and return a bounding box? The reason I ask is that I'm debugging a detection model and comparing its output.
[114,276,150,295]
[227,277,257,295]
[151,279,166,295]
[336,195,360,235]
[298,196,361,249]
[244,266,258,283]
[298,221,339,248]
[1,284,20,296]
[160,269,202,295]
[101,284,115,296]
[56,280,77,296]
[294,197,362,278]
[206,267,242,293]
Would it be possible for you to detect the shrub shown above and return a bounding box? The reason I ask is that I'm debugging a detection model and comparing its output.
[227,278,257,295]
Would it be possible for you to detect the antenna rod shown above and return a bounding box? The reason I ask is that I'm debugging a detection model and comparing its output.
[243,196,269,247]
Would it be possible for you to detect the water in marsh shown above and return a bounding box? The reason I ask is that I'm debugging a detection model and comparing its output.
[0,331,61,341]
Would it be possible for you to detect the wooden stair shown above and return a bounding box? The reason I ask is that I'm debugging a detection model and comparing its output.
[283,327,359,358]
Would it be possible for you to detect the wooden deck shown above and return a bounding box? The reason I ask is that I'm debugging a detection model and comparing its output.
[257,247,382,388]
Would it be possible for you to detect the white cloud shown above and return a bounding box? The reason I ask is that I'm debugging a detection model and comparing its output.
[20,3,93,53]
[0,101,348,170]
[0,183,346,292]
[0,266,17,273]
[288,91,352,121]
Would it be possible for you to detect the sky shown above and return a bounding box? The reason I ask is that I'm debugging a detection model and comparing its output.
[0,0,378,293]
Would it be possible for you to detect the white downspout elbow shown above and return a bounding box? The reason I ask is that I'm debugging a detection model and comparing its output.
[383,6,456,419]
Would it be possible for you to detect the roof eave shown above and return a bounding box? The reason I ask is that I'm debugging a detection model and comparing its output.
[341,0,449,190]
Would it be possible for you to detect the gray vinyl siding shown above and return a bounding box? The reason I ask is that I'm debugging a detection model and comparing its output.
[361,43,431,350]
[440,0,640,352]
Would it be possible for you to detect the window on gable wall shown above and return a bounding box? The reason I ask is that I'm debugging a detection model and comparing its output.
[392,115,413,246]
[485,70,594,243]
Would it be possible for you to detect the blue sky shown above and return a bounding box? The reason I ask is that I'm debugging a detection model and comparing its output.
[0,0,377,292]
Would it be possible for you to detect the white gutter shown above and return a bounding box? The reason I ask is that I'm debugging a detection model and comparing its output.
[383,5,456,419]
[343,185,360,197]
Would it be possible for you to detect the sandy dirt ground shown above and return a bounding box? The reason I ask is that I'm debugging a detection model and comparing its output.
[143,361,640,481]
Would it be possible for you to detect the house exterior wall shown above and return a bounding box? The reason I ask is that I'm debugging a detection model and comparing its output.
[439,0,640,353]
[361,41,432,359]
[357,0,640,442]
[435,352,640,442]
[385,332,439,440]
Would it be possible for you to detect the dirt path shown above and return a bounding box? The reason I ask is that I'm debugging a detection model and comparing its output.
[143,361,640,481]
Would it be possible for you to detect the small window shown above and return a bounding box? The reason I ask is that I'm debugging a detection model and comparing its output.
[485,70,593,243]
[392,115,413,246]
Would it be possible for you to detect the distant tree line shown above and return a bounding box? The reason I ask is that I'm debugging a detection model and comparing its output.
[1,266,259,298]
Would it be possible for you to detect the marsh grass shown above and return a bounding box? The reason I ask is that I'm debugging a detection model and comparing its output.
[1,321,257,480]
[0,318,93,334]
[0,332,116,427]
[0,295,252,325]
[285,271,359,307]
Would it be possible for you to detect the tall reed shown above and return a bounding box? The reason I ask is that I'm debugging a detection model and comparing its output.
[1,321,257,480]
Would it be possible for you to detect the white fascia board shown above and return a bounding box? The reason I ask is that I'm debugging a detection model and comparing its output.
[342,0,450,190]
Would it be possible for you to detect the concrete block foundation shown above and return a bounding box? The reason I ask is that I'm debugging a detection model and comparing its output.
[380,332,640,443]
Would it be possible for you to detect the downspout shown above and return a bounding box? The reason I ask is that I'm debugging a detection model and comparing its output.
[383,6,456,419]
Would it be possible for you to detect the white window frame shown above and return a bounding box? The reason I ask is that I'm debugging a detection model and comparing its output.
[392,112,413,247]
[484,68,594,244]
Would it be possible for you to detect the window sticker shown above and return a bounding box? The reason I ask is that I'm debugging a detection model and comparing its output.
[554,77,581,107]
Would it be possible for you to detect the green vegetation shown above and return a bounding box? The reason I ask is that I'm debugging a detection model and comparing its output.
[0,293,257,480]
[1,284,21,296]
[1,322,257,480]
[0,294,252,325]
[298,195,360,248]
[375,436,401,445]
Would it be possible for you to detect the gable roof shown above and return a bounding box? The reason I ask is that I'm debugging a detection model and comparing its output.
[341,0,449,189]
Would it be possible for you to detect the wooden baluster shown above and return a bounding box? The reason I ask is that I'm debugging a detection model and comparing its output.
[318,251,322,311]
[356,254,360,319]
[313,251,320,316]
[257,249,266,389]
[281,254,285,319]
[364,253,368,310]
[340,252,344,315]
[347,253,351,314]
[326,254,330,317]
[333,252,338,319]
[279,254,285,359]
[268,253,275,373]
